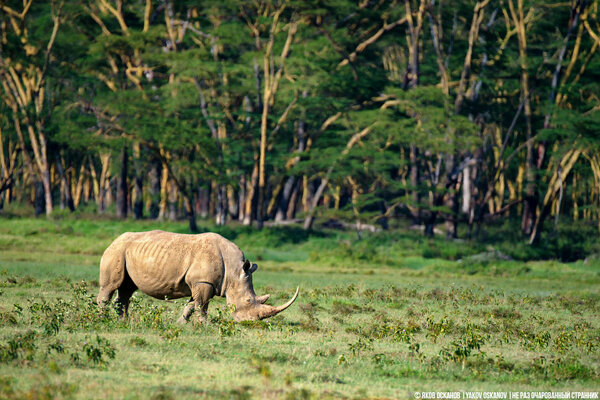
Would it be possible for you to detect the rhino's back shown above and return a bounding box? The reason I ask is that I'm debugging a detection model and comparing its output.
[114,230,236,299]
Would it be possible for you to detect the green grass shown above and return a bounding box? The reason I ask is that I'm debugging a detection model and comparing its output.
[0,216,599,399]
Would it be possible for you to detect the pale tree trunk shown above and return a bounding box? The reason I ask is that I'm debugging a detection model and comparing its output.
[83,174,91,204]
[403,1,426,224]
[238,175,246,222]
[158,161,169,220]
[454,0,491,112]
[227,185,238,220]
[462,166,472,215]
[243,159,259,226]
[256,13,297,229]
[132,142,143,219]
[409,145,420,225]
[56,155,74,212]
[89,159,99,204]
[73,163,85,209]
[215,185,227,226]
[0,128,19,205]
[257,59,271,229]
[302,176,311,214]
[105,174,113,208]
[348,178,362,239]
[444,155,458,239]
[403,0,426,90]
[572,174,579,221]
[148,161,160,219]
[507,0,537,236]
[266,181,283,219]
[427,1,450,96]
[40,140,53,216]
[168,179,177,221]
[446,0,490,238]
[116,146,128,219]
[463,165,478,238]
[98,154,111,213]
[286,180,300,220]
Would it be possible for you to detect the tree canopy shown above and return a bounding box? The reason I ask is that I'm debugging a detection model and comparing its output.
[1,0,599,244]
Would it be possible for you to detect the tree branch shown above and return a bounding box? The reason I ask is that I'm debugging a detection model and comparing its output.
[338,17,407,67]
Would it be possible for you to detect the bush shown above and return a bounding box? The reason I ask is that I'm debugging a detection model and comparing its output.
[83,335,116,365]
[0,330,37,363]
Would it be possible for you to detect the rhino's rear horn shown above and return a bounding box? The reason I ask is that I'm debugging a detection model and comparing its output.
[256,294,270,304]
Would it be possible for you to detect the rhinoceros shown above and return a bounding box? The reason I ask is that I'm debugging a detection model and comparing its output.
[96,230,299,323]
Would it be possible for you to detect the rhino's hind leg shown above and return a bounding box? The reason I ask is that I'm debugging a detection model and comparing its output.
[97,287,116,307]
[97,247,126,307]
[115,272,137,318]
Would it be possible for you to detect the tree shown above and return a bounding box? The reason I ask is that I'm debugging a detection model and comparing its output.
[0,0,64,215]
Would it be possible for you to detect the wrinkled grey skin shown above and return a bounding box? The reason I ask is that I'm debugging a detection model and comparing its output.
[96,230,298,323]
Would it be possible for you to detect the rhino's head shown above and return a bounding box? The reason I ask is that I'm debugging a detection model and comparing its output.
[226,259,299,321]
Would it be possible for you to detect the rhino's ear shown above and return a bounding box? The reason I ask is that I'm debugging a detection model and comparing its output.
[243,260,258,274]
[243,259,251,273]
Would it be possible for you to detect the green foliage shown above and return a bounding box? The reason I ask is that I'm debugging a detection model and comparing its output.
[83,335,116,365]
[210,305,237,337]
[0,330,37,363]
[0,376,77,400]
[348,337,374,356]
[440,322,487,368]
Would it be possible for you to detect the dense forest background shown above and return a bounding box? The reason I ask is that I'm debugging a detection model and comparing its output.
[1,0,599,244]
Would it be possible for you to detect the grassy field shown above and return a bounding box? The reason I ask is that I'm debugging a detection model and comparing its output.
[0,216,599,399]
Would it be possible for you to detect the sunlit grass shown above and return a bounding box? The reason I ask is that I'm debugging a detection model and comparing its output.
[0,216,599,398]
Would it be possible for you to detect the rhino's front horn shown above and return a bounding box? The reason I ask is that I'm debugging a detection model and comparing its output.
[256,286,299,320]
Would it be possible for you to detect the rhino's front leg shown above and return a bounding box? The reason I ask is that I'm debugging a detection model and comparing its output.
[178,282,214,325]
[193,283,214,324]
[177,299,195,324]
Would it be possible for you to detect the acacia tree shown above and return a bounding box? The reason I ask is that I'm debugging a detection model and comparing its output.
[0,107,19,203]
[2,0,600,246]
[0,0,64,215]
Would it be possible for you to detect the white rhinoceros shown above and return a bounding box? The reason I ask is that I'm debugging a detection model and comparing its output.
[96,230,298,323]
